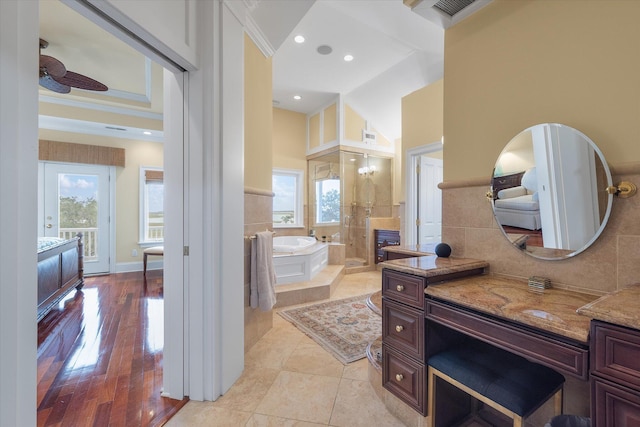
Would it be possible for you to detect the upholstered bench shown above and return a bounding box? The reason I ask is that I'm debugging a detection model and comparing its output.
[428,339,565,427]
[143,246,164,275]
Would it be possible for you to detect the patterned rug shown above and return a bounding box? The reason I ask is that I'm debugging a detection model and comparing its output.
[278,294,382,364]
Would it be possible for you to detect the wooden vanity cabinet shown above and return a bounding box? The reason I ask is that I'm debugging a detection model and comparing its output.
[590,320,640,426]
[382,269,427,414]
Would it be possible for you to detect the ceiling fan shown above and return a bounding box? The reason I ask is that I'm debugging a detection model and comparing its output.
[39,38,108,94]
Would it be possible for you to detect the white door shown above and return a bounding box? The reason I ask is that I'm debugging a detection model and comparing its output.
[41,163,111,275]
[532,125,600,250]
[418,156,443,244]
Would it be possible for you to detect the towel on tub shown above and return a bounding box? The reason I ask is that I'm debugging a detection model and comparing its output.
[250,231,277,311]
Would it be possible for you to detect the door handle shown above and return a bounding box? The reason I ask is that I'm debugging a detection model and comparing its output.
[46,223,53,228]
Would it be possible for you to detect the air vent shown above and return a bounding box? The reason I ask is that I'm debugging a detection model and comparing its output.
[407,0,493,29]
[434,0,475,17]
[362,129,377,145]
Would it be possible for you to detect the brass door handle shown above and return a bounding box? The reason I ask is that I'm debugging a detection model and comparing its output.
[395,325,404,333]
[395,374,404,382]
[396,285,404,292]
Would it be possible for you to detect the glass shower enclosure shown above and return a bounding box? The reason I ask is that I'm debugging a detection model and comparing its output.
[308,150,393,268]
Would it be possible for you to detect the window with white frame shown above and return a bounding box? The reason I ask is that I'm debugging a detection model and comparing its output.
[272,168,304,228]
[140,167,164,243]
[315,178,340,224]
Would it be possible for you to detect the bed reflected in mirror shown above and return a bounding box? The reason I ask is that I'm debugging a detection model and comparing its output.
[491,123,613,260]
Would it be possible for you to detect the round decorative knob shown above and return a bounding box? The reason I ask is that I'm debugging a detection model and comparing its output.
[395,325,404,332]
[396,285,404,292]
[395,374,404,382]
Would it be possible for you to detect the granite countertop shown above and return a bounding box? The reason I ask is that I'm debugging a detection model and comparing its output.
[425,275,598,343]
[381,243,437,256]
[576,283,640,331]
[380,255,489,278]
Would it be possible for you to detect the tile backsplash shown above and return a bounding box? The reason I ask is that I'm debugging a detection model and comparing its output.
[441,173,640,295]
[244,190,275,352]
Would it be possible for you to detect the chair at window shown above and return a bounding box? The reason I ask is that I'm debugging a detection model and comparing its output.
[143,246,164,275]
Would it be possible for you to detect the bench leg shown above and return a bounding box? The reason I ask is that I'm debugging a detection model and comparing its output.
[553,388,563,416]
[143,253,148,276]
[428,367,436,427]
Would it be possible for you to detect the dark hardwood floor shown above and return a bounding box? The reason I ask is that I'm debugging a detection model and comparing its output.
[502,225,544,247]
[37,271,188,427]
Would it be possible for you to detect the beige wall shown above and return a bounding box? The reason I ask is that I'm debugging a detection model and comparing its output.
[323,103,337,144]
[243,190,274,351]
[400,79,444,202]
[273,107,308,232]
[38,129,163,265]
[444,0,640,182]
[244,35,275,350]
[273,108,307,173]
[343,104,365,142]
[244,34,273,192]
[434,0,640,301]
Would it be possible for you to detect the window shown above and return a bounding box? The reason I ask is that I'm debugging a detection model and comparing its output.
[315,178,340,224]
[272,168,304,228]
[140,167,164,243]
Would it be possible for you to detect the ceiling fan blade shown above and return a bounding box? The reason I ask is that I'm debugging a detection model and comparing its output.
[55,71,108,92]
[39,55,67,78]
[39,74,71,94]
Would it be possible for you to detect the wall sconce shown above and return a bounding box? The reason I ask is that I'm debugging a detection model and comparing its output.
[358,165,376,176]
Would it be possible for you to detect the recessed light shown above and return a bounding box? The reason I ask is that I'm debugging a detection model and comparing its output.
[344,54,354,62]
[317,45,333,55]
[294,35,305,44]
[143,131,152,135]
[293,95,301,100]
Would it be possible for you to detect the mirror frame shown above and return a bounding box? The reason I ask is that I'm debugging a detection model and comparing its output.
[491,123,613,260]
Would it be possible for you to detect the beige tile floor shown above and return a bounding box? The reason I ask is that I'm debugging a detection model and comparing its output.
[165,270,408,427]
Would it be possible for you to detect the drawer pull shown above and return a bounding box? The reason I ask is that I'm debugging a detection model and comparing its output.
[395,374,404,382]
[395,325,404,333]
[396,285,405,292]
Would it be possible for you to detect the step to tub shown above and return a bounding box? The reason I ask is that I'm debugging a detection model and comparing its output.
[274,264,344,308]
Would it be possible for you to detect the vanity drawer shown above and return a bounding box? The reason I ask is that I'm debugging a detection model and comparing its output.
[383,299,424,360]
[425,299,589,379]
[382,269,426,310]
[382,344,426,415]
[592,378,640,426]
[591,321,640,391]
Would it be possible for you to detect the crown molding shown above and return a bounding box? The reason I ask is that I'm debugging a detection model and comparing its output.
[39,95,162,121]
[39,115,164,143]
[223,0,275,57]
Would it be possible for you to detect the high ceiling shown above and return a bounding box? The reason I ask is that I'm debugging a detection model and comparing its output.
[39,0,446,143]
[272,0,445,141]
[38,1,164,142]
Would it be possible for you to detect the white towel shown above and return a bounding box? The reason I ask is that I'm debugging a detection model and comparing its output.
[250,231,277,311]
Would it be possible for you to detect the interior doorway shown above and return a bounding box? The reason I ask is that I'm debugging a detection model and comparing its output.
[405,142,443,245]
[38,0,186,401]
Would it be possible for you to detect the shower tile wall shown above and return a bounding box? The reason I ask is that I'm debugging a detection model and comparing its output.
[244,189,274,352]
[309,151,394,267]
[342,153,394,264]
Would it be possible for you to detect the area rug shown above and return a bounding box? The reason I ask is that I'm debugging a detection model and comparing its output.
[278,294,381,364]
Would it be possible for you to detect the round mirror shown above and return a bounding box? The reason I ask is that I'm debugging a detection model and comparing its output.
[491,123,613,260]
